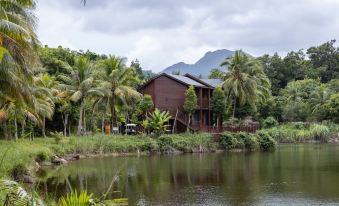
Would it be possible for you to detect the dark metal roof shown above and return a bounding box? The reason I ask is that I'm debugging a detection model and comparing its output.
[139,73,208,90]
[183,73,222,88]
[167,74,206,87]
[200,79,223,88]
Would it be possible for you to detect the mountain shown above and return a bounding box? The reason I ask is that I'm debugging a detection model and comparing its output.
[162,49,235,77]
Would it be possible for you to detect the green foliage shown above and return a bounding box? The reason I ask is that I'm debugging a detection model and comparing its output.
[234,133,259,150]
[50,131,66,144]
[35,150,50,163]
[263,116,278,128]
[208,68,223,79]
[262,123,338,143]
[310,124,330,142]
[65,135,158,153]
[323,93,339,123]
[219,133,238,149]
[211,86,227,124]
[219,132,259,150]
[131,95,154,123]
[148,109,171,136]
[58,190,94,206]
[183,85,197,115]
[138,95,154,113]
[221,50,271,118]
[157,136,174,152]
[95,55,142,126]
[256,131,276,151]
[306,39,339,83]
[0,179,43,206]
[157,133,215,152]
[0,140,54,178]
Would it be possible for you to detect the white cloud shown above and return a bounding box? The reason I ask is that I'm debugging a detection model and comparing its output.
[36,0,339,72]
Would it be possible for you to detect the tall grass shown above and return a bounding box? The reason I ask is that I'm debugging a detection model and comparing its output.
[261,123,338,143]
[0,133,216,178]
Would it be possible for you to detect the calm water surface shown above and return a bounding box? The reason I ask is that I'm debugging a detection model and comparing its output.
[38,144,339,205]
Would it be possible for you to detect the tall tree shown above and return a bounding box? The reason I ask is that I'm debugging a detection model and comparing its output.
[0,0,38,68]
[0,0,38,119]
[95,55,141,129]
[33,74,57,138]
[183,85,197,132]
[59,56,103,135]
[211,86,226,129]
[307,39,339,83]
[221,50,270,118]
[208,68,223,79]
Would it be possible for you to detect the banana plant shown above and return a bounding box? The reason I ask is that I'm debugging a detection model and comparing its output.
[148,108,171,137]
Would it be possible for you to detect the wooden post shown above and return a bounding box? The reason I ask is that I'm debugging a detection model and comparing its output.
[199,88,203,129]
[172,108,178,134]
[208,89,211,132]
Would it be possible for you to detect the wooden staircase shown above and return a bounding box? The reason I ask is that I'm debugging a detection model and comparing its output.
[158,107,199,132]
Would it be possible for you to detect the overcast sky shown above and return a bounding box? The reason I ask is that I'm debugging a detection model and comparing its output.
[36,0,339,72]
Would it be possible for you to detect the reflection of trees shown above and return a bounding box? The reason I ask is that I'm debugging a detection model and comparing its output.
[38,145,339,204]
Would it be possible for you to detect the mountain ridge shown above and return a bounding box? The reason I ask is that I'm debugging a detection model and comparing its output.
[162,49,235,77]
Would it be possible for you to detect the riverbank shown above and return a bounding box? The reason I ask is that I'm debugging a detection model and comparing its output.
[0,133,213,179]
[261,122,339,143]
[2,125,337,181]
[0,132,278,180]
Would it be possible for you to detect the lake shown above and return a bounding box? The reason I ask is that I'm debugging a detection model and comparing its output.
[38,144,339,205]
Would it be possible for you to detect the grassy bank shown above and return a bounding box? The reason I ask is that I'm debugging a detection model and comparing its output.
[0,133,216,178]
[0,132,279,179]
[260,122,339,143]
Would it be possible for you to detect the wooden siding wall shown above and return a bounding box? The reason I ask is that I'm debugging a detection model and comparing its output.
[143,76,187,116]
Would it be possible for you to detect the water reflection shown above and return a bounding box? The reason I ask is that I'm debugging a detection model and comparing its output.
[37,144,339,205]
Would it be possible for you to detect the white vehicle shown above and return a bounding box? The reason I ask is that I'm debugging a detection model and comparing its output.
[125,124,137,135]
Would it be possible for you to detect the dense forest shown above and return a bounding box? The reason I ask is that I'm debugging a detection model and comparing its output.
[213,40,339,125]
[0,0,338,140]
[1,40,338,139]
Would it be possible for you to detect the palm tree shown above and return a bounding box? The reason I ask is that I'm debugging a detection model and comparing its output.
[0,0,38,69]
[221,50,270,118]
[0,0,39,138]
[32,74,58,138]
[59,56,103,135]
[310,85,330,118]
[95,55,141,129]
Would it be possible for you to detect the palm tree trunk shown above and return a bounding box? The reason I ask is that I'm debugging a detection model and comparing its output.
[3,121,8,140]
[217,116,220,132]
[233,98,236,118]
[42,116,46,138]
[14,117,18,141]
[83,108,86,134]
[62,113,68,136]
[77,100,84,135]
[21,118,26,137]
[68,121,71,136]
[111,96,116,128]
[101,116,105,134]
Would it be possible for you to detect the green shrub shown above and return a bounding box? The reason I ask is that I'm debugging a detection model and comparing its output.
[263,116,279,128]
[219,132,259,150]
[243,134,259,150]
[35,150,50,163]
[138,138,158,152]
[10,164,29,182]
[157,136,174,152]
[257,131,276,151]
[310,124,330,142]
[58,190,93,206]
[290,122,307,129]
[219,132,238,149]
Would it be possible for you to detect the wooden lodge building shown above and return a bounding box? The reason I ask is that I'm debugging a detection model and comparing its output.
[140,73,223,133]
